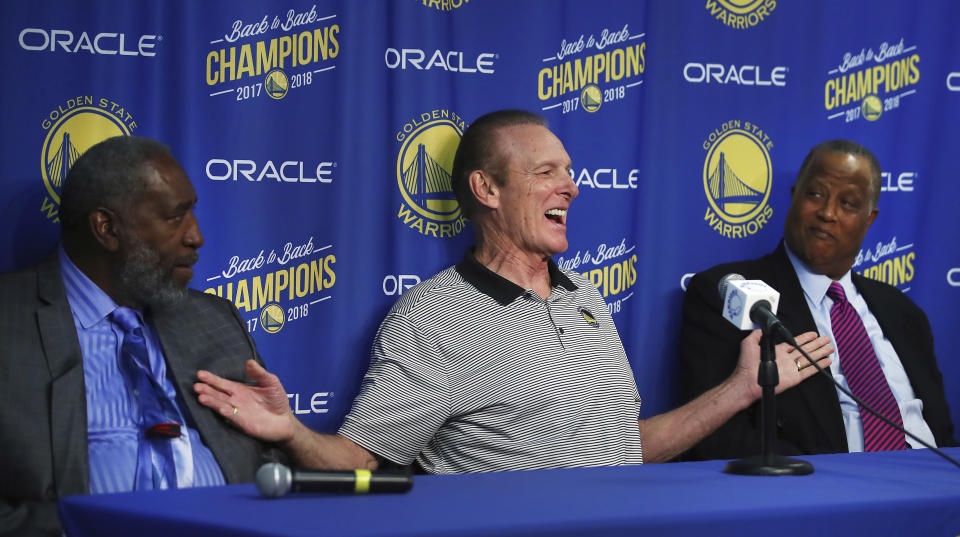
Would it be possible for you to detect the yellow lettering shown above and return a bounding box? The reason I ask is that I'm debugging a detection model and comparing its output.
[220,48,236,84]
[257,40,278,75]
[253,275,273,311]
[295,263,310,297]
[237,44,256,79]
[235,280,251,312]
[324,254,337,288]
[206,51,219,85]
[278,36,293,68]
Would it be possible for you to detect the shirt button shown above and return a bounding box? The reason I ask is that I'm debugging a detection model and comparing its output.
[558,327,565,334]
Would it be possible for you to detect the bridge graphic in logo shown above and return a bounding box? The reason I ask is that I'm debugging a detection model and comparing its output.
[401,143,456,214]
[40,104,132,221]
[259,304,285,334]
[395,116,463,223]
[707,151,764,215]
[702,128,771,225]
[45,132,82,195]
[265,69,289,100]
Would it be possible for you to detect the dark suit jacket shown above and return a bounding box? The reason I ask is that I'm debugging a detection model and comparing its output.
[679,242,957,461]
[0,253,273,536]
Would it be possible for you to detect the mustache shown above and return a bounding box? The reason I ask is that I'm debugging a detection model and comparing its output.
[174,252,200,267]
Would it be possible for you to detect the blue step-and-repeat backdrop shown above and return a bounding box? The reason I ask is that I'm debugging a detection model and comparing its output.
[2,1,958,437]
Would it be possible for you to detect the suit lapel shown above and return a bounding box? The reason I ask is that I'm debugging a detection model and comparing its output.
[853,274,924,402]
[149,310,203,438]
[36,255,90,495]
[767,244,848,451]
[149,304,241,483]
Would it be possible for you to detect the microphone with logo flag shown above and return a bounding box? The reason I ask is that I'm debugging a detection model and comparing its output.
[716,273,813,475]
[718,273,795,345]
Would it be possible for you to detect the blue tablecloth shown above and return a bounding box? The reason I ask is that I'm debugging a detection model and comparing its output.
[59,448,960,537]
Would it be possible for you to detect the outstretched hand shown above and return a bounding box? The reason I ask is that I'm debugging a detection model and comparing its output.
[194,359,296,443]
[733,330,834,402]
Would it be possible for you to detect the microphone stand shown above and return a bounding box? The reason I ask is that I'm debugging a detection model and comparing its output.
[724,325,814,476]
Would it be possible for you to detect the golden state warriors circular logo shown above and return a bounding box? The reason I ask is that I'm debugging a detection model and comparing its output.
[259,303,285,334]
[39,99,136,222]
[265,69,289,100]
[394,110,469,238]
[580,85,602,113]
[706,0,776,28]
[701,121,774,238]
[861,94,882,121]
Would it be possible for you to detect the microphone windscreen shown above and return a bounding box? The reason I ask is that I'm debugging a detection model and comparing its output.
[718,273,745,301]
[256,462,293,498]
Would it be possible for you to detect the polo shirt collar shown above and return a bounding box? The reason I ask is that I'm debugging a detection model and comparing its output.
[455,248,577,305]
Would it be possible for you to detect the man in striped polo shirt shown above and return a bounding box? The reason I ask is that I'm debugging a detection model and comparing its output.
[196,110,833,473]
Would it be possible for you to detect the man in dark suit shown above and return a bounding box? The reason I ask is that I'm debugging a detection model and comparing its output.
[680,139,957,461]
[0,136,272,537]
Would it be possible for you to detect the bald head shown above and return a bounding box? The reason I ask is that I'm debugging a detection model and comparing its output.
[794,139,882,210]
[451,110,548,220]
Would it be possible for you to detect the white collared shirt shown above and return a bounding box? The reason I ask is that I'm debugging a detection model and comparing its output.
[784,244,936,451]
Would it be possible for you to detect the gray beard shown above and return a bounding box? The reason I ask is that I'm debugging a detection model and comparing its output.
[116,239,190,309]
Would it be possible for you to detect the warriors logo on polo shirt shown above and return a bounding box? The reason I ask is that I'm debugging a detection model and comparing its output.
[578,307,599,327]
[394,109,468,238]
[38,97,139,223]
[701,120,774,239]
[705,0,776,29]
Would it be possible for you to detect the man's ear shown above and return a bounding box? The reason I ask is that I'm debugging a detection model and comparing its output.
[89,208,122,252]
[469,170,500,210]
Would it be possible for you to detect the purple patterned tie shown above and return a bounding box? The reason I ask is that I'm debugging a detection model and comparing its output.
[826,282,908,451]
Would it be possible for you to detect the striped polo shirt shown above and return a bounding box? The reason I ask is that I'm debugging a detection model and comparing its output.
[338,250,643,473]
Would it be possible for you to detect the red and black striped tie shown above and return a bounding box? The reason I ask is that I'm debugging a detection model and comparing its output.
[827,282,908,451]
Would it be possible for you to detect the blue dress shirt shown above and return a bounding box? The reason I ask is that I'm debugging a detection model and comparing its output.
[59,248,225,492]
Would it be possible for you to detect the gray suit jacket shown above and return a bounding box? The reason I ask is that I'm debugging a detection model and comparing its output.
[0,253,272,536]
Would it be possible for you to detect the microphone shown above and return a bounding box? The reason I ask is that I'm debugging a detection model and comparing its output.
[255,462,414,498]
[717,274,795,344]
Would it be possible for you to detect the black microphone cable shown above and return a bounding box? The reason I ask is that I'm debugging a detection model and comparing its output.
[791,341,960,469]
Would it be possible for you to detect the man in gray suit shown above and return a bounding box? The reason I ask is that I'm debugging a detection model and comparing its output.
[0,136,272,537]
